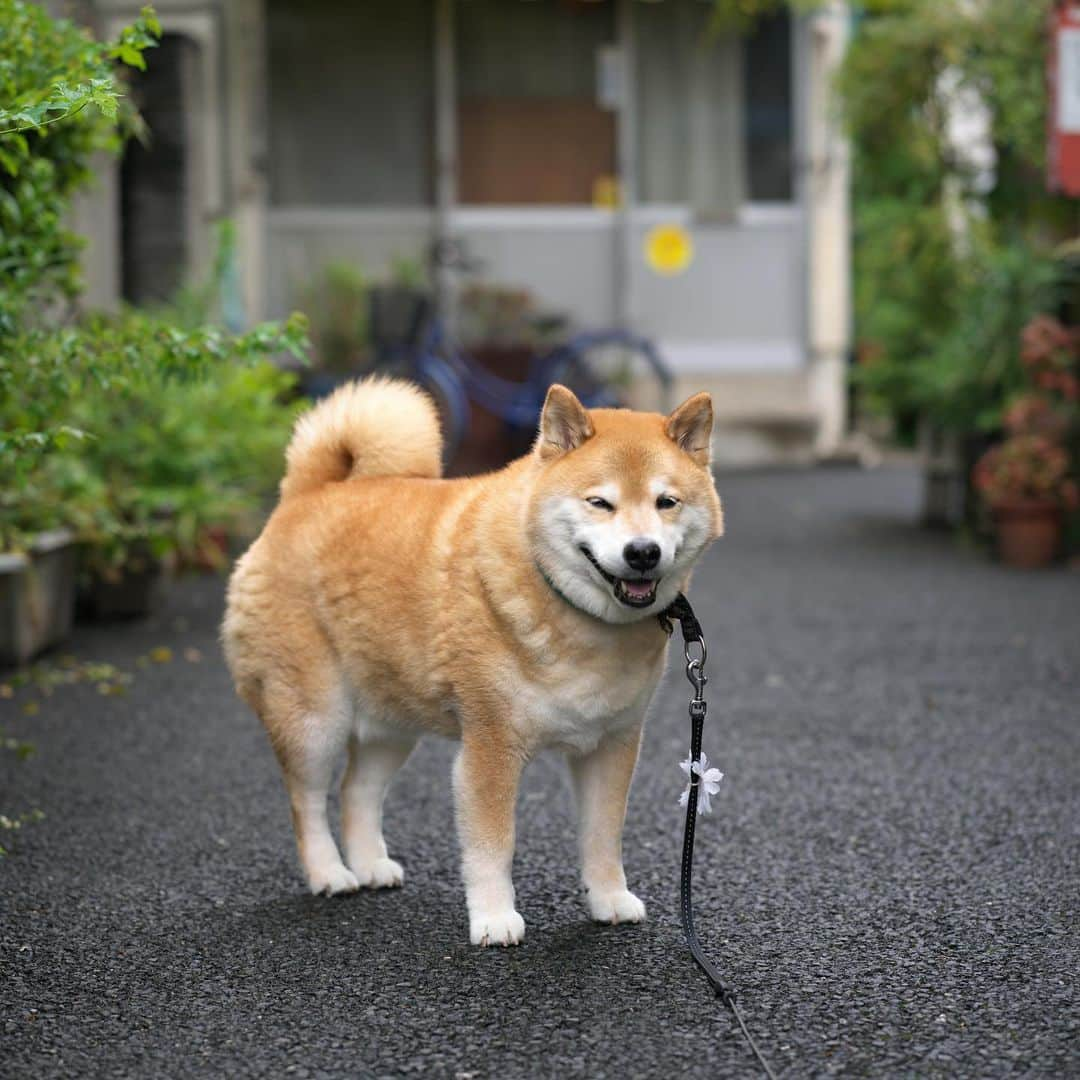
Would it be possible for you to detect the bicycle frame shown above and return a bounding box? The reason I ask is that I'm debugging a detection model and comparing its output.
[415,318,673,432]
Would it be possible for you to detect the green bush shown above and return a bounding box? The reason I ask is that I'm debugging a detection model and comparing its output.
[0,311,308,560]
[0,2,158,334]
[854,222,1066,433]
[839,0,1071,440]
[0,1,310,568]
[301,262,371,373]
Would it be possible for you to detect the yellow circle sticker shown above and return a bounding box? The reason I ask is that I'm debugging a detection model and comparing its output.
[645,224,693,276]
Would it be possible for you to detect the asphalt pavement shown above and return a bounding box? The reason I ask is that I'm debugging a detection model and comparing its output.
[2,465,1078,1078]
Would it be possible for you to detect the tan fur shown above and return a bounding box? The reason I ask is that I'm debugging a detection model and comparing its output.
[279,375,442,501]
[223,378,723,944]
[665,392,715,467]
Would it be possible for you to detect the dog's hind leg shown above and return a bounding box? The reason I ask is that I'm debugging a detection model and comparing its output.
[341,735,415,888]
[272,687,358,897]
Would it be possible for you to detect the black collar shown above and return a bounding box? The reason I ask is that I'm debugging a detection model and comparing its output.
[534,560,591,616]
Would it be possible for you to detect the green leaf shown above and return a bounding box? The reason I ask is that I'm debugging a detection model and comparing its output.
[114,43,146,70]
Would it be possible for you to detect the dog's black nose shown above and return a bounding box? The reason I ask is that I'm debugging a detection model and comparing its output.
[623,538,661,572]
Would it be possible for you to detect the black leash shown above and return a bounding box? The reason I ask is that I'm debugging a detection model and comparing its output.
[659,594,780,1080]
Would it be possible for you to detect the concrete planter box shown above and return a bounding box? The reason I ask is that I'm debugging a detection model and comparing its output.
[0,529,77,667]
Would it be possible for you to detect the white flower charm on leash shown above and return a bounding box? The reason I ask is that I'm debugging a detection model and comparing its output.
[679,751,724,815]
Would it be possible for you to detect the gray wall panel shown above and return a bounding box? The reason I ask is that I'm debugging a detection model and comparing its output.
[267,0,433,206]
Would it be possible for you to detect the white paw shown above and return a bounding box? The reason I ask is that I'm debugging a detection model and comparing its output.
[469,909,526,947]
[588,888,646,925]
[351,857,404,889]
[307,863,360,897]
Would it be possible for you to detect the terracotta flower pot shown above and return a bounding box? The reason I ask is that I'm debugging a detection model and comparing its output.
[992,501,1062,569]
[449,343,537,476]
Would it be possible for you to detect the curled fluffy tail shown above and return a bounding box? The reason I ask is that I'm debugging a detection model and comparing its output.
[280,376,443,500]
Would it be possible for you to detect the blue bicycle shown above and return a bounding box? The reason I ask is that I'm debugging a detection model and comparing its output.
[368,252,672,469]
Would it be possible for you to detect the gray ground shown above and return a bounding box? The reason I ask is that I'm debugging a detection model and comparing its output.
[1,466,1078,1079]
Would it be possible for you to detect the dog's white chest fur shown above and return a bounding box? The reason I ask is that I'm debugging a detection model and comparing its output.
[507,654,664,754]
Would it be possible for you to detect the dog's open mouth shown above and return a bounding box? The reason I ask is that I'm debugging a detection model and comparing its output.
[579,545,659,608]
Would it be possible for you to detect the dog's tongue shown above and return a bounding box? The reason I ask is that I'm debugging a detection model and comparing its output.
[622,580,655,600]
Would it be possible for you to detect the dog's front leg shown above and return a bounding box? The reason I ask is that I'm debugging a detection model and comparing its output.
[453,723,526,947]
[568,723,647,925]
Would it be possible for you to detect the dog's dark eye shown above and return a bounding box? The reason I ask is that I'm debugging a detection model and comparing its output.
[656,495,679,511]
[586,496,615,512]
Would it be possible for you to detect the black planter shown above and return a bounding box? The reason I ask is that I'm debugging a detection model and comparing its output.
[78,551,166,621]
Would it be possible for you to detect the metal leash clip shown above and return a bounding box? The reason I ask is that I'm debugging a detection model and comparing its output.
[684,635,707,705]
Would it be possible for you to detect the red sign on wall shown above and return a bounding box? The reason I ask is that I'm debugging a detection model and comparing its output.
[1049,3,1080,195]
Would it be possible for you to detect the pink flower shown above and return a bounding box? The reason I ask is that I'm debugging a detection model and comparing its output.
[973,434,1076,507]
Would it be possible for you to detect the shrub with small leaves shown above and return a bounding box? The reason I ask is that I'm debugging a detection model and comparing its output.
[0,2,160,335]
[0,309,309,557]
[0,3,312,562]
[840,0,1071,439]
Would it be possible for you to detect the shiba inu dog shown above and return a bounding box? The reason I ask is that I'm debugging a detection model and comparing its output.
[223,377,723,946]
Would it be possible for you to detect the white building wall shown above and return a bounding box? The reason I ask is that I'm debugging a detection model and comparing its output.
[803,4,852,456]
[77,0,851,463]
[264,204,802,375]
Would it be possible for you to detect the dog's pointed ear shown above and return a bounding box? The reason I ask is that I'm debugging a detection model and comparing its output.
[665,392,714,466]
[537,384,595,459]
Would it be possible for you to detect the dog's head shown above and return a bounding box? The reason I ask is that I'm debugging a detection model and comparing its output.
[527,385,723,624]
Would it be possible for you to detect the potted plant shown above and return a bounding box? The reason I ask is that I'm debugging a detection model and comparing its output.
[63,312,305,616]
[1001,392,1073,444]
[458,284,567,374]
[298,262,373,399]
[0,448,85,665]
[0,388,90,666]
[0,4,166,653]
[972,435,1078,568]
[1020,314,1080,404]
[0,4,308,641]
[453,284,570,474]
